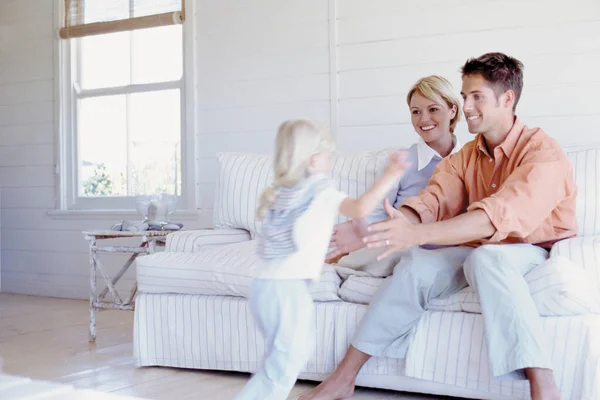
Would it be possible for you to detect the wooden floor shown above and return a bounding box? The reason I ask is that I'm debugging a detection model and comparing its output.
[0,293,441,400]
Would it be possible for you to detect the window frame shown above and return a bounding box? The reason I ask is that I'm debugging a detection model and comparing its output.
[53,0,198,216]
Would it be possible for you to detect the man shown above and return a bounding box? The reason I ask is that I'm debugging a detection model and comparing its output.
[300,52,577,400]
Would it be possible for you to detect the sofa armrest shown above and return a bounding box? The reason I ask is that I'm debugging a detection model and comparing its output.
[550,235,600,284]
[165,229,251,252]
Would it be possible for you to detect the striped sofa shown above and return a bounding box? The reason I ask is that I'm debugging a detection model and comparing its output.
[134,145,600,400]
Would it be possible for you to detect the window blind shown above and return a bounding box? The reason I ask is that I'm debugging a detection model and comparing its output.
[59,0,185,39]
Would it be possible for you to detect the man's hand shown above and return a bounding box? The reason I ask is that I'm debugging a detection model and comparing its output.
[362,198,423,261]
[325,220,368,263]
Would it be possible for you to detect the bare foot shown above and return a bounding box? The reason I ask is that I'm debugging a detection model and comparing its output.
[300,345,370,400]
[298,376,355,400]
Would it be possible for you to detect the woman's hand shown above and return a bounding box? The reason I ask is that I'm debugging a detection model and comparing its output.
[326,220,368,263]
[363,198,423,260]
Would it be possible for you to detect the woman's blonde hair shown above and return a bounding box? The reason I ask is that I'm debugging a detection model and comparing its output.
[256,119,334,220]
[406,75,461,133]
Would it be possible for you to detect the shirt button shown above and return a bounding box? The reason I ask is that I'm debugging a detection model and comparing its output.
[489,159,493,163]
[491,183,497,188]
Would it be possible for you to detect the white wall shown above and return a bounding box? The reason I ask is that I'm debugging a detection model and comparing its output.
[335,0,600,151]
[0,0,599,298]
[194,0,333,217]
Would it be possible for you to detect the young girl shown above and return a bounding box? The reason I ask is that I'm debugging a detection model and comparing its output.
[234,119,410,400]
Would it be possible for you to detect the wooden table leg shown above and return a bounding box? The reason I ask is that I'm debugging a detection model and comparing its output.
[127,282,138,306]
[89,238,97,343]
[92,253,124,305]
[97,244,147,300]
[146,236,156,253]
[84,233,166,343]
[98,251,142,300]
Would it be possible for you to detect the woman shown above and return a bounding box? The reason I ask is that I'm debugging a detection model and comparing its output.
[327,75,462,263]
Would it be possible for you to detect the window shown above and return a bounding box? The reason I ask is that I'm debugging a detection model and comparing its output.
[56,0,191,211]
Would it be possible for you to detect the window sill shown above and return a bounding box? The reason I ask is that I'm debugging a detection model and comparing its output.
[47,209,202,221]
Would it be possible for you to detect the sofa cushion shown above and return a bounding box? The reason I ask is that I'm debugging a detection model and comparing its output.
[338,254,600,316]
[565,145,600,236]
[137,240,342,302]
[212,150,393,238]
[165,229,251,252]
[550,235,600,286]
[338,275,477,312]
[212,153,271,238]
[526,255,600,315]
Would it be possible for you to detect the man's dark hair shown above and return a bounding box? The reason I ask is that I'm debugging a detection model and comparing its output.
[461,52,524,110]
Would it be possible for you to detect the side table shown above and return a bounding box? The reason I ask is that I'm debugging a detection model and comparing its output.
[82,230,170,342]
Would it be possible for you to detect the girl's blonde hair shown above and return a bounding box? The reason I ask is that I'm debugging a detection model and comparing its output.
[406,75,461,133]
[256,119,334,220]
